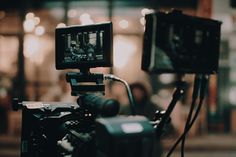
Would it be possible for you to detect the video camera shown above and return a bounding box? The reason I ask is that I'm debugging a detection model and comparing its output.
[13,22,156,157]
[13,9,221,157]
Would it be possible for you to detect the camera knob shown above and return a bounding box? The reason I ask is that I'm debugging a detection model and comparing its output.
[65,120,80,127]
[154,110,171,124]
[154,110,164,120]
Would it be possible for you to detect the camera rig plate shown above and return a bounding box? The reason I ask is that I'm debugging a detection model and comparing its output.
[66,72,105,96]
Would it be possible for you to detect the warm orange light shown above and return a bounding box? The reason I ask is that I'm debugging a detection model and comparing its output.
[229,87,236,104]
[140,17,145,25]
[79,13,94,25]
[35,26,45,36]
[24,35,53,66]
[0,11,5,19]
[56,23,66,28]
[23,19,35,32]
[113,35,137,69]
[119,20,129,29]
[34,17,40,25]
[68,9,78,18]
[159,74,175,84]
[141,8,154,16]
[80,13,90,21]
[0,36,19,74]
[25,12,41,32]
[24,35,39,58]
[26,12,35,20]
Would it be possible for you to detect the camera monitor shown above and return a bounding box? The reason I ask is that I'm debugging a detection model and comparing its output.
[56,22,113,70]
[142,10,222,74]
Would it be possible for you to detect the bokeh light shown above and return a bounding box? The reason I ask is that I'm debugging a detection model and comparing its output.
[113,35,137,69]
[34,17,40,25]
[26,12,35,20]
[79,13,94,25]
[68,9,78,18]
[141,8,154,16]
[119,19,129,29]
[140,17,145,25]
[35,26,45,36]
[56,23,66,28]
[23,19,35,32]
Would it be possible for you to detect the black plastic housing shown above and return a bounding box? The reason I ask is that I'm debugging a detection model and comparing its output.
[142,10,222,74]
[56,22,113,70]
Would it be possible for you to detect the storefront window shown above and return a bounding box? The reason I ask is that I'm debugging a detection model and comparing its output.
[0,36,18,76]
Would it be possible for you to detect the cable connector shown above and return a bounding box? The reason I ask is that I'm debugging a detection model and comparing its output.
[104,74,136,115]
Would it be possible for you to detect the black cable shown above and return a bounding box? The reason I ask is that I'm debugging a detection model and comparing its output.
[181,75,202,157]
[166,98,204,157]
[166,75,208,157]
[181,99,196,157]
[104,74,136,115]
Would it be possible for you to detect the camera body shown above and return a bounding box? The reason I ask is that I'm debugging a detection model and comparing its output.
[16,99,155,157]
[16,22,156,157]
[19,101,83,157]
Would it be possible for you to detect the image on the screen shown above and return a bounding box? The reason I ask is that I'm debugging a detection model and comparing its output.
[152,25,202,72]
[62,31,104,64]
[142,11,221,74]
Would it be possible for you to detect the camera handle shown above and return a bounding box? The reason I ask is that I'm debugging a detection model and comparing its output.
[155,79,186,137]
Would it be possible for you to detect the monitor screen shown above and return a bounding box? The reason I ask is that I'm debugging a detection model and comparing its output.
[56,22,113,70]
[142,10,221,74]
